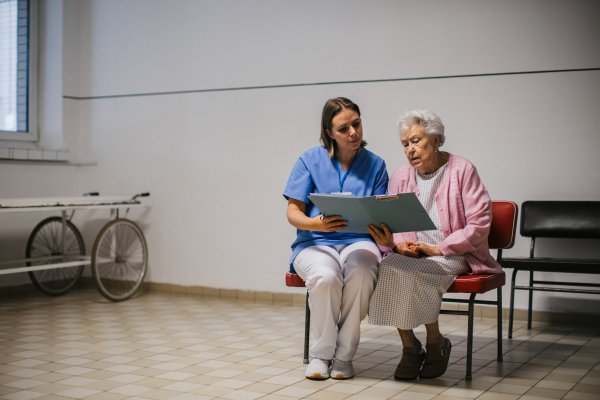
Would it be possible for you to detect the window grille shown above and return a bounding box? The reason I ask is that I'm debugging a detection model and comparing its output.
[0,0,29,133]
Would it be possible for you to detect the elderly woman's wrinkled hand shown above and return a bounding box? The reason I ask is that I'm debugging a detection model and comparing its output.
[413,242,443,256]
[368,223,394,248]
[394,241,419,257]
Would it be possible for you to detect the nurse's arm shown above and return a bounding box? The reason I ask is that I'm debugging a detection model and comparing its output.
[287,198,347,232]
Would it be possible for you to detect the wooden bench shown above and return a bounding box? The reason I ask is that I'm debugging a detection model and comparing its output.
[501,201,600,338]
[287,200,518,380]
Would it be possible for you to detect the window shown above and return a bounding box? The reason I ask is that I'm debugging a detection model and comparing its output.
[0,0,36,141]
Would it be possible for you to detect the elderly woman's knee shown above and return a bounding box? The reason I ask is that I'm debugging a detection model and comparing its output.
[379,258,420,278]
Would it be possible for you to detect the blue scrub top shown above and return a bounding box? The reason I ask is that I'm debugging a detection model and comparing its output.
[283,146,389,272]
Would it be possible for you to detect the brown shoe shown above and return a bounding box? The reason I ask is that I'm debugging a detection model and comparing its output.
[394,342,425,380]
[419,338,452,379]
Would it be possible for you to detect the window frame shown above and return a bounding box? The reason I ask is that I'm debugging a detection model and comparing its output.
[0,0,38,142]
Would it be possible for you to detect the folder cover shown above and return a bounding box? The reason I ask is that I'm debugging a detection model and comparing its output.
[308,193,436,234]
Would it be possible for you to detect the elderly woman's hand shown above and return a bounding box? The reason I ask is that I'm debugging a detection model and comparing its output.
[394,241,419,257]
[413,242,443,256]
[368,223,394,247]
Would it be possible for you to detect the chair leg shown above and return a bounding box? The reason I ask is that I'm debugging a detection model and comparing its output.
[527,271,534,330]
[466,293,476,381]
[303,291,310,364]
[497,286,503,362]
[508,270,518,339]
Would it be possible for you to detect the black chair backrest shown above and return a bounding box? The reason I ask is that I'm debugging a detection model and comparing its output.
[520,201,600,239]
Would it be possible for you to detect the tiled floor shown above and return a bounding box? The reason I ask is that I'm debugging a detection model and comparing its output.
[1,290,599,400]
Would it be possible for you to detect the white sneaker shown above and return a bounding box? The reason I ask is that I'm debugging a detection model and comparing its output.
[305,358,331,380]
[330,358,354,379]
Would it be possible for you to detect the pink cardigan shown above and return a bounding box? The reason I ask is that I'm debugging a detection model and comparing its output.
[381,154,501,275]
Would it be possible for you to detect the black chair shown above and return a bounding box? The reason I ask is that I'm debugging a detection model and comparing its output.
[502,201,600,338]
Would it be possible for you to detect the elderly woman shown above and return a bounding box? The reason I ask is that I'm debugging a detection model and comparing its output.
[367,110,501,380]
[284,98,388,380]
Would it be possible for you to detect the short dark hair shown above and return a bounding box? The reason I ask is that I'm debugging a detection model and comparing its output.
[320,97,367,158]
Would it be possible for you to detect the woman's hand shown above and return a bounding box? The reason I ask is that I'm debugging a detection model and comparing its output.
[287,198,347,232]
[394,240,419,257]
[314,215,347,232]
[412,242,443,256]
[368,223,394,247]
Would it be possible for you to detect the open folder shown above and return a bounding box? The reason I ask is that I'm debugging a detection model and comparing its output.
[308,193,436,234]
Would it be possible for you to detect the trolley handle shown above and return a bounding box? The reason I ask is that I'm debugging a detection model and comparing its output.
[132,192,150,200]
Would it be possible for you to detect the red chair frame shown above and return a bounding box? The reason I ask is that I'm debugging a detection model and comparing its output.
[286,201,518,380]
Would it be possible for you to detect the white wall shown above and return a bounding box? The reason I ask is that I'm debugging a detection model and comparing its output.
[1,0,600,314]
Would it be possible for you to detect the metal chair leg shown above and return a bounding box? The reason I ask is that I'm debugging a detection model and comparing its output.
[527,271,534,329]
[466,293,476,381]
[497,286,503,362]
[303,291,310,364]
[508,270,518,339]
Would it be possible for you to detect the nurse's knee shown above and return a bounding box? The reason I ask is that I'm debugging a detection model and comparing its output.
[311,269,343,292]
[344,250,379,281]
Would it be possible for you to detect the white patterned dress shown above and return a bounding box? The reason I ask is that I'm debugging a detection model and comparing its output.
[369,163,470,329]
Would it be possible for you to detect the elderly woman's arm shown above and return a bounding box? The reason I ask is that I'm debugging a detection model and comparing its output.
[436,164,492,256]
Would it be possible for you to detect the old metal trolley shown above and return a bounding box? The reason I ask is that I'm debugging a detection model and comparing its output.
[0,193,150,301]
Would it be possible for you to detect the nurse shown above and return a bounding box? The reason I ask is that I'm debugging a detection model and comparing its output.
[283,97,389,380]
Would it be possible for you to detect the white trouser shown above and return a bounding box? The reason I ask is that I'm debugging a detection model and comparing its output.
[293,242,380,361]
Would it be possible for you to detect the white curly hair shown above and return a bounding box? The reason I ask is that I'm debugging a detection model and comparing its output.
[397,109,445,147]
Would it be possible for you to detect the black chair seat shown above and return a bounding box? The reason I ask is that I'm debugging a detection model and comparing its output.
[503,257,600,273]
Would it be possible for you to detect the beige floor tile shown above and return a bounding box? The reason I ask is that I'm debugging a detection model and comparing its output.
[184,375,226,385]
[544,372,584,383]
[272,386,319,397]
[80,369,120,379]
[0,386,19,396]
[260,394,301,400]
[405,383,447,394]
[476,392,521,400]
[323,382,368,394]
[223,363,262,372]
[26,382,73,394]
[488,383,530,395]
[391,391,436,399]
[194,385,235,397]
[83,392,129,400]
[440,387,485,398]
[498,377,539,387]
[535,379,576,390]
[524,386,568,398]
[242,382,286,393]
[306,390,353,400]
[83,378,126,391]
[563,391,600,400]
[233,372,273,382]
[3,293,600,400]
[572,383,600,394]
[292,379,339,390]
[131,367,169,377]
[355,386,403,398]
[136,388,183,399]
[134,377,176,388]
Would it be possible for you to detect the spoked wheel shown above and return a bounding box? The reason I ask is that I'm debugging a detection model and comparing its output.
[26,217,85,296]
[92,219,148,301]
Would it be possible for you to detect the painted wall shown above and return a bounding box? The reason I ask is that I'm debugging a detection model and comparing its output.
[1,0,599,314]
